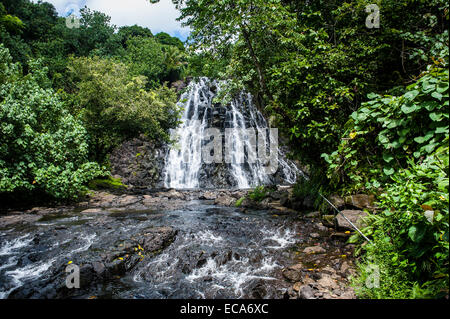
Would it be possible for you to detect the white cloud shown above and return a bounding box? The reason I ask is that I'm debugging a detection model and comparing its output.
[33,0,190,40]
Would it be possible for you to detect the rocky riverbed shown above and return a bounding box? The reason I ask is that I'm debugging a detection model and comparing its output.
[0,187,366,299]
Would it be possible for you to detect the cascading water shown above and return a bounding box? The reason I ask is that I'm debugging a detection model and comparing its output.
[163,78,300,189]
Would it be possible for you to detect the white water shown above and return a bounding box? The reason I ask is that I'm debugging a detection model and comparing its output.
[163,78,300,189]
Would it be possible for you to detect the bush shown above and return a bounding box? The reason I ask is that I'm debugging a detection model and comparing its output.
[0,45,104,200]
[352,144,449,298]
[323,63,449,194]
[248,186,268,202]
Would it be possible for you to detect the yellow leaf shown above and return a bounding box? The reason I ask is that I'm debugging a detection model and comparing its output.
[68,261,72,264]
[345,231,350,234]
[349,131,357,139]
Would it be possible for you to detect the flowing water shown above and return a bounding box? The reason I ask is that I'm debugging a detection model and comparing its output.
[163,78,300,189]
[0,201,302,299]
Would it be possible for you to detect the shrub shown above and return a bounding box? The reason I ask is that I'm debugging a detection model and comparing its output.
[323,62,449,194]
[352,144,449,298]
[248,186,268,202]
[0,45,104,200]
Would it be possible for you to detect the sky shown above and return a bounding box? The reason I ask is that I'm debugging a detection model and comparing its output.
[33,0,190,41]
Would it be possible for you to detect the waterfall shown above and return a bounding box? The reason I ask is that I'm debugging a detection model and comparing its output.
[163,78,300,189]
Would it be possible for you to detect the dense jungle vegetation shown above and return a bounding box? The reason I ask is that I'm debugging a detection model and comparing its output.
[1,0,449,299]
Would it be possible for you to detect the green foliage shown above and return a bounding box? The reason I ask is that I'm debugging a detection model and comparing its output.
[155,32,185,51]
[117,25,153,46]
[88,176,126,190]
[0,45,104,199]
[67,56,181,161]
[248,186,268,202]
[292,169,329,212]
[235,197,245,207]
[120,36,186,87]
[352,144,449,298]
[323,63,449,193]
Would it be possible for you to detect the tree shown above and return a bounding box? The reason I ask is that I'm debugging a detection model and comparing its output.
[155,31,184,51]
[67,56,180,161]
[118,25,153,47]
[0,45,103,200]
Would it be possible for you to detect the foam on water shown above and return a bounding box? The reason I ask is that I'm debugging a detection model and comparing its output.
[0,235,32,256]
[261,226,296,249]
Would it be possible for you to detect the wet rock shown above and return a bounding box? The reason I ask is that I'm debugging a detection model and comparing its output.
[303,246,326,254]
[330,232,351,240]
[89,192,118,208]
[166,190,185,200]
[105,259,127,277]
[214,195,235,206]
[200,191,216,200]
[344,194,375,210]
[321,215,335,227]
[293,282,302,292]
[282,263,304,282]
[317,274,339,290]
[92,261,106,277]
[315,223,329,232]
[117,195,141,207]
[80,208,105,215]
[336,210,368,230]
[247,280,267,299]
[329,195,345,209]
[279,192,291,207]
[305,211,320,218]
[0,214,40,227]
[140,227,177,253]
[340,261,350,276]
[309,233,320,239]
[298,285,316,299]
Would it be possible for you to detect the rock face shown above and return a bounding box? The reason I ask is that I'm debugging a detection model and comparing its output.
[109,136,168,188]
[164,78,301,189]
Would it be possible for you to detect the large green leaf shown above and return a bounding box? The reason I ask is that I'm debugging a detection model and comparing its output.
[408,225,426,243]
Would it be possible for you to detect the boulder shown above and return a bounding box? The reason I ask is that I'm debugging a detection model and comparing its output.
[166,190,185,200]
[329,195,345,208]
[298,285,316,299]
[303,246,326,254]
[317,274,339,290]
[321,215,335,227]
[117,195,140,207]
[344,194,375,209]
[214,195,235,206]
[282,263,304,282]
[336,210,368,230]
[80,208,105,215]
[305,211,320,218]
[140,227,177,253]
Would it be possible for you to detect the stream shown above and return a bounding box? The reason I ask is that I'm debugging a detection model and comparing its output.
[0,198,303,299]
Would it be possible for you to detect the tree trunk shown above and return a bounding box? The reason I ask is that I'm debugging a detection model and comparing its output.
[240,24,272,101]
